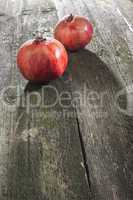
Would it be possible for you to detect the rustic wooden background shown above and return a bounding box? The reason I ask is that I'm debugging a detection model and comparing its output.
[0,0,133,199]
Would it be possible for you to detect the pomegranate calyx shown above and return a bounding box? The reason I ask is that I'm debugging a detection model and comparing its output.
[34,36,46,44]
[66,14,74,22]
[33,31,46,44]
[35,37,46,42]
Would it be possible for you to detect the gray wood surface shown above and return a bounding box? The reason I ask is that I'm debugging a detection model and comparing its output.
[55,0,133,199]
[0,0,90,200]
[0,0,133,199]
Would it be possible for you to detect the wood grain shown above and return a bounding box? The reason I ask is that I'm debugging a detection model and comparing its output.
[55,0,133,199]
[0,0,90,199]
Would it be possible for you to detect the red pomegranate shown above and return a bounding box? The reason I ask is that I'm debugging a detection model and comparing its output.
[17,37,68,82]
[54,14,93,51]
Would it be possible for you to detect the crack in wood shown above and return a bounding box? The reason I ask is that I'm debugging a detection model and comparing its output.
[76,114,93,197]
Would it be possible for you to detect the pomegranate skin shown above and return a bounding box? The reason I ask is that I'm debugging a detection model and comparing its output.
[54,15,93,51]
[17,38,68,82]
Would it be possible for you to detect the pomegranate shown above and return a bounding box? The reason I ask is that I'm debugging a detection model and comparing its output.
[17,36,68,82]
[54,14,93,51]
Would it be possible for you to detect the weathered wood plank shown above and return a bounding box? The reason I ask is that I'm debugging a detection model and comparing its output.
[115,0,133,27]
[115,0,133,59]
[0,0,90,199]
[69,51,133,200]
[54,0,133,199]
[6,81,90,200]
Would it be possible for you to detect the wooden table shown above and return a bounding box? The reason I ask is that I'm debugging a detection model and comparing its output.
[0,0,133,199]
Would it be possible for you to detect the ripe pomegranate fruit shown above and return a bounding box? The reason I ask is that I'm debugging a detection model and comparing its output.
[54,14,93,51]
[17,37,68,82]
